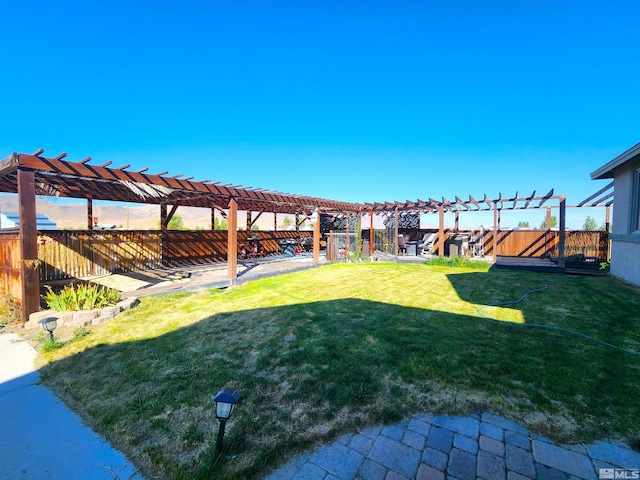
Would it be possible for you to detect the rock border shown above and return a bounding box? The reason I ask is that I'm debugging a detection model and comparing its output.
[25,297,139,330]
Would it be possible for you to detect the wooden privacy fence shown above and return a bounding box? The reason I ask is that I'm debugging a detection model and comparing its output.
[552,230,609,259]
[0,232,22,308]
[163,230,312,265]
[36,229,315,277]
[366,229,609,259]
[37,231,162,281]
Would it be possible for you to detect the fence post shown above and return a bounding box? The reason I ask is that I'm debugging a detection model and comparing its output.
[18,169,40,323]
[228,198,238,285]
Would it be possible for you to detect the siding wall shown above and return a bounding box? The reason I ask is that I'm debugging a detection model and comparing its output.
[609,155,640,286]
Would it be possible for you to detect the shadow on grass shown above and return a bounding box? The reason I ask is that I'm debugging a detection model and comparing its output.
[36,273,640,479]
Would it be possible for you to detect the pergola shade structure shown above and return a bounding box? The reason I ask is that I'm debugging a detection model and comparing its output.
[0,149,613,323]
[0,150,364,322]
[364,190,569,259]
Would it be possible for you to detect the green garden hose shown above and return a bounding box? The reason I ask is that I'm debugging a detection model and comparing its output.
[477,284,640,356]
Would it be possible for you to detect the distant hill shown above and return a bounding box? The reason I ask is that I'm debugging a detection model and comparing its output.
[0,195,211,229]
[0,194,301,230]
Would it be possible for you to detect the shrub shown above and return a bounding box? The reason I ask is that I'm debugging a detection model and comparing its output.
[425,256,491,270]
[0,293,20,327]
[43,284,121,311]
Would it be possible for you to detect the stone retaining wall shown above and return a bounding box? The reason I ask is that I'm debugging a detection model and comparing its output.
[26,297,139,329]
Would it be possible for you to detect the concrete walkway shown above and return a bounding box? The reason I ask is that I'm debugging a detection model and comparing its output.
[0,333,144,480]
[264,413,640,480]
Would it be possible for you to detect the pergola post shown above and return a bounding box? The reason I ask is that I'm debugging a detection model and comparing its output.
[228,198,238,284]
[394,207,399,257]
[545,207,552,255]
[369,209,374,256]
[345,213,350,260]
[493,203,499,259]
[160,203,168,265]
[211,207,216,230]
[313,208,320,264]
[18,169,39,323]
[87,197,94,230]
[246,211,252,231]
[274,213,277,231]
[454,210,459,231]
[438,206,444,257]
[558,195,566,268]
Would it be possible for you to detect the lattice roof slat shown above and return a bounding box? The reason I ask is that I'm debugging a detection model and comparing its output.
[0,151,364,215]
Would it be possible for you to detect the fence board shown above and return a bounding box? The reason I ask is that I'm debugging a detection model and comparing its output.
[0,232,22,308]
[37,231,161,281]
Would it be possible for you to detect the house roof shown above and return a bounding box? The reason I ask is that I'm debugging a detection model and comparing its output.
[0,212,57,229]
[591,141,640,180]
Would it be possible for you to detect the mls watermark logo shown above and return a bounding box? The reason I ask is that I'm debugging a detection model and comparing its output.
[599,468,640,479]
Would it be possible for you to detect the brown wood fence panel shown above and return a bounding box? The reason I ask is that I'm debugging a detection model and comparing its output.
[413,229,607,259]
[37,231,161,281]
[495,230,557,258]
[164,231,227,265]
[551,231,608,259]
[0,232,22,308]
[163,230,313,265]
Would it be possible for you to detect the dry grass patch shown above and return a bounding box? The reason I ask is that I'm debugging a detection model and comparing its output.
[35,263,640,479]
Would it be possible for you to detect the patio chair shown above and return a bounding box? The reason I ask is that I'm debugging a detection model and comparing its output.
[418,233,437,256]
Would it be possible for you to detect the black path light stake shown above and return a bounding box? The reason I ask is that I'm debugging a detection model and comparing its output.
[39,317,58,341]
[213,389,241,458]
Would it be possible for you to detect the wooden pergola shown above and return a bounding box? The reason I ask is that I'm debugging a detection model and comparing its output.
[365,190,568,258]
[0,149,614,323]
[366,183,614,259]
[0,150,364,322]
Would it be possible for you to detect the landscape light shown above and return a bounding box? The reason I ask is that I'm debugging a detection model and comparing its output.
[39,317,58,340]
[213,389,241,457]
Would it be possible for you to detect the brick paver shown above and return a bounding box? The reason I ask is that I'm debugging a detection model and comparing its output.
[263,412,639,480]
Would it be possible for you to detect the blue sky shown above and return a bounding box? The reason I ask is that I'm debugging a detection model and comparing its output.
[2,1,638,227]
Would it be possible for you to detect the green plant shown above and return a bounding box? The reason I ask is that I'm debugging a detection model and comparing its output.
[599,261,610,271]
[540,215,558,229]
[0,293,20,327]
[73,327,91,339]
[583,216,598,231]
[43,284,121,311]
[425,256,490,270]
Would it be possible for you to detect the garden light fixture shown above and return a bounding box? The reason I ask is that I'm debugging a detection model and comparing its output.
[213,389,241,457]
[39,317,58,340]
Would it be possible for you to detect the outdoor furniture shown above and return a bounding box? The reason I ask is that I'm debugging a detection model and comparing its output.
[279,238,297,256]
[418,233,437,256]
[397,235,408,255]
[405,240,418,256]
[447,233,469,257]
[469,227,485,257]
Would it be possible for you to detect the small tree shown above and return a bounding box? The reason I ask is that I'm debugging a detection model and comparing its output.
[583,216,598,231]
[168,214,184,230]
[281,216,293,230]
[540,215,558,229]
[518,221,530,228]
[157,214,185,230]
[213,217,228,230]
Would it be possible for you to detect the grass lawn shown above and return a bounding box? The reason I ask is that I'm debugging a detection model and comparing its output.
[36,262,640,479]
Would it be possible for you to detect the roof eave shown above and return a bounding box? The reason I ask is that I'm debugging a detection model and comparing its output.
[591,142,640,180]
